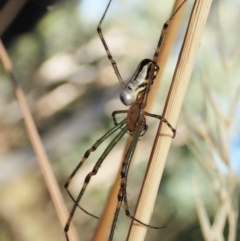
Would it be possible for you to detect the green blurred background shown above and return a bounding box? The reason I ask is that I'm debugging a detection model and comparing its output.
[0,0,239,241]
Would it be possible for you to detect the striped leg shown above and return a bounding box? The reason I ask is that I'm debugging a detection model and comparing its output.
[97,0,125,89]
[108,123,145,240]
[64,119,127,219]
[109,121,165,240]
[140,0,187,109]
[64,123,128,241]
[152,0,187,63]
[112,110,128,125]
[144,111,176,138]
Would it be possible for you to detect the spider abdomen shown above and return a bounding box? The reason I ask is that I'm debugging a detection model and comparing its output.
[120,59,159,106]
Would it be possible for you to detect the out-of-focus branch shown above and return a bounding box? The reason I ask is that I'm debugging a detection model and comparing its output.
[0,0,28,36]
[0,40,79,241]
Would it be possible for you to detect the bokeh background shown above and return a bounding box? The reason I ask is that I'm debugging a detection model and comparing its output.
[0,0,239,241]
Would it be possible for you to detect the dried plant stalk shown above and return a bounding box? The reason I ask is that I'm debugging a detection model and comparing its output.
[185,1,240,238]
[127,0,213,240]
[0,0,27,36]
[0,40,79,241]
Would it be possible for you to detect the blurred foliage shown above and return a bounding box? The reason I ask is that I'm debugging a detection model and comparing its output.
[0,0,240,241]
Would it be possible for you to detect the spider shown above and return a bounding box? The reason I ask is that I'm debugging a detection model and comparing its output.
[64,0,186,240]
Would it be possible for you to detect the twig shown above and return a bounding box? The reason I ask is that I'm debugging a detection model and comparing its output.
[0,0,27,36]
[0,40,79,241]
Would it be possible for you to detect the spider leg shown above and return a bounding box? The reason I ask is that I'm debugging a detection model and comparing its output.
[110,120,165,240]
[153,0,187,63]
[112,110,128,125]
[122,122,166,228]
[64,124,128,241]
[144,111,176,138]
[109,188,123,241]
[64,118,127,219]
[97,0,125,89]
[141,0,187,109]
[108,122,144,241]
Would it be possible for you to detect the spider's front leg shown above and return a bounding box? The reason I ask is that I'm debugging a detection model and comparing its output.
[97,0,125,89]
[112,110,128,126]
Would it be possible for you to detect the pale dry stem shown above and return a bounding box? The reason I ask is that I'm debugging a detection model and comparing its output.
[186,103,238,241]
[0,41,79,241]
[194,179,237,241]
[127,0,213,240]
[0,0,27,36]
[184,1,239,238]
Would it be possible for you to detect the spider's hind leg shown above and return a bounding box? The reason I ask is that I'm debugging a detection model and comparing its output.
[144,111,176,138]
[109,120,164,240]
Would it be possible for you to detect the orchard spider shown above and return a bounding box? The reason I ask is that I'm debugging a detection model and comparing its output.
[64,0,186,240]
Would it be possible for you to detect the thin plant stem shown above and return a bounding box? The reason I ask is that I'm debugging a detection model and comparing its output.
[0,40,79,241]
[0,0,27,36]
[127,0,213,240]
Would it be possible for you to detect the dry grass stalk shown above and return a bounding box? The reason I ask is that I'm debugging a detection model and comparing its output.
[0,40,79,241]
[186,102,238,240]
[183,1,239,239]
[0,0,28,36]
[193,177,237,241]
[127,0,213,240]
